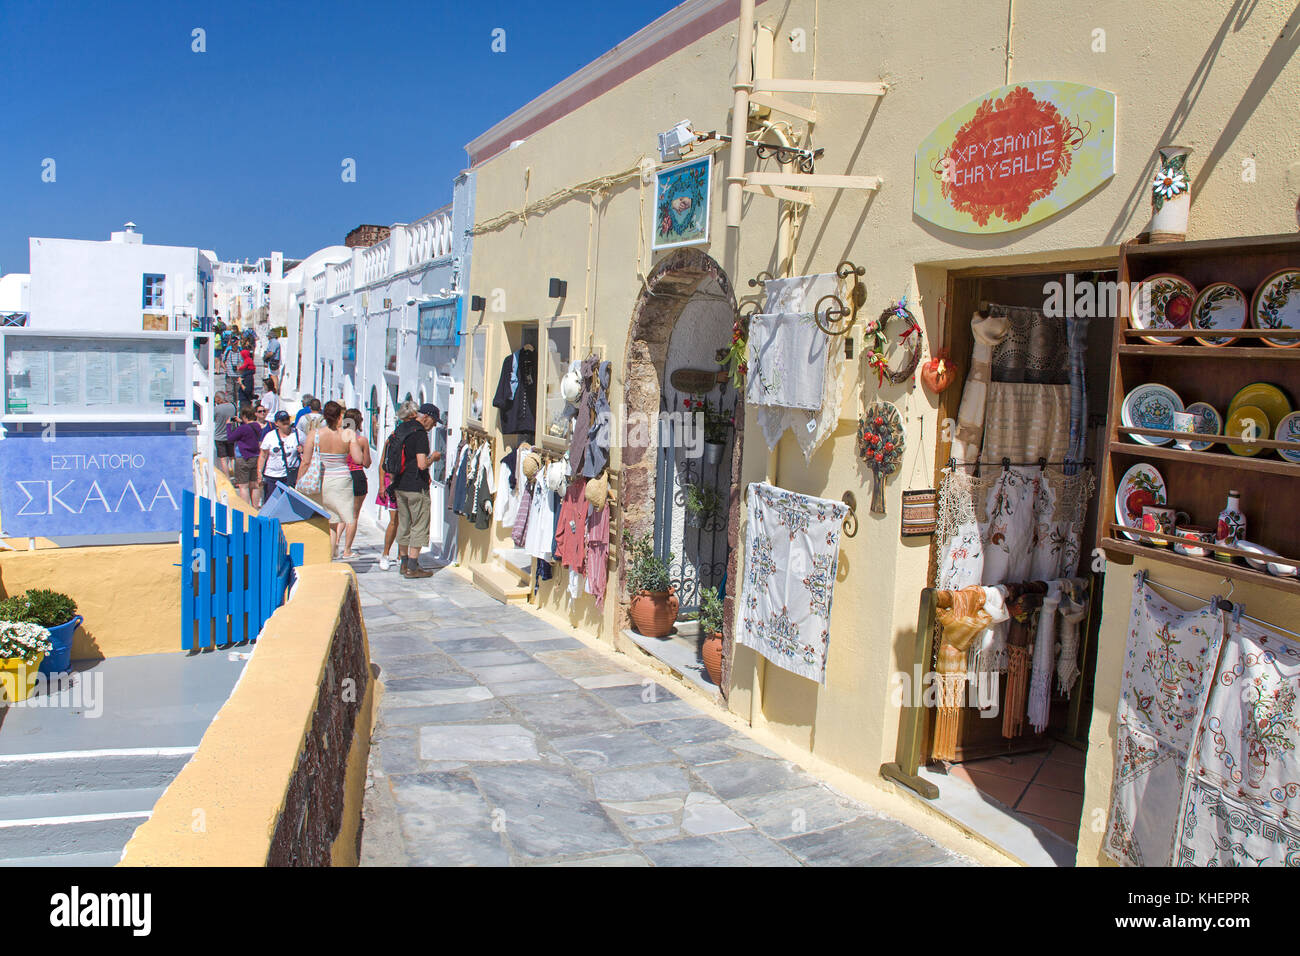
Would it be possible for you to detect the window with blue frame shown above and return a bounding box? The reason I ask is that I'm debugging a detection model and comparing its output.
[142,274,165,309]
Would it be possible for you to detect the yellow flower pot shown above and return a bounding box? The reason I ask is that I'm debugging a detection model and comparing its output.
[0,655,43,703]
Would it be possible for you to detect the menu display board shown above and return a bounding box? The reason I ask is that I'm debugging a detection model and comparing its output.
[4,334,188,418]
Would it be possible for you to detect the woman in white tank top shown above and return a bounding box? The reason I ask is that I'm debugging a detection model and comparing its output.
[298,400,364,557]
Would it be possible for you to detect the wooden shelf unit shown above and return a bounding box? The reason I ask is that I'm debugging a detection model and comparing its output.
[1100,234,1300,590]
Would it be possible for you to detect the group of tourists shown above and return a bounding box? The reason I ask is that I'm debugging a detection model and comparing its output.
[212,383,442,574]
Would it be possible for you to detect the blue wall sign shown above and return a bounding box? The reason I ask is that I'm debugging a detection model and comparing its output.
[418,300,459,347]
[0,430,194,536]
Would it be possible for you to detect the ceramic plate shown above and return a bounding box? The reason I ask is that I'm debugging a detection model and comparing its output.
[1224,404,1270,457]
[1227,381,1292,427]
[1181,401,1221,452]
[1250,269,1300,348]
[1130,274,1197,344]
[1235,541,1297,576]
[1121,383,1184,445]
[1190,282,1248,346]
[1275,410,1300,464]
[1114,463,1167,542]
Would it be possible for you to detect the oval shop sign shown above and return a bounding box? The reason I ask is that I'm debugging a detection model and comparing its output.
[914,81,1116,234]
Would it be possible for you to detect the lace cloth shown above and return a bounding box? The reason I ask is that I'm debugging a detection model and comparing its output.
[990,304,1068,384]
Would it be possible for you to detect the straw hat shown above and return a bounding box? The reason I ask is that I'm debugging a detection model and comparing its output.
[584,471,609,510]
[521,450,543,479]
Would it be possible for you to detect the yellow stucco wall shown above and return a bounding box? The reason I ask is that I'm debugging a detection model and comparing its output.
[118,563,373,867]
[461,0,1300,860]
[0,544,181,658]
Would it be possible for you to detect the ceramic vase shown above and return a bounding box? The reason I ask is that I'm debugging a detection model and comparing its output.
[1150,146,1192,243]
[629,589,679,638]
[701,632,724,685]
[1214,490,1246,562]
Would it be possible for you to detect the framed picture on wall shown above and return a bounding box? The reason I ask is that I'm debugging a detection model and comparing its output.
[652,154,711,251]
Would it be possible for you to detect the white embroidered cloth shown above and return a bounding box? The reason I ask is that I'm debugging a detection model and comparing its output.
[737,482,848,684]
[746,312,827,411]
[1104,576,1223,867]
[1172,615,1300,866]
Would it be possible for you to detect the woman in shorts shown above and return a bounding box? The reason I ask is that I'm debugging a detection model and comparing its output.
[374,431,401,571]
[340,408,371,559]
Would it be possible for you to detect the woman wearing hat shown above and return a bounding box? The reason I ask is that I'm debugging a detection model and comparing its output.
[257,409,302,503]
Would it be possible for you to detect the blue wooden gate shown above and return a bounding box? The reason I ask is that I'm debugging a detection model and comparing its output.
[181,490,304,650]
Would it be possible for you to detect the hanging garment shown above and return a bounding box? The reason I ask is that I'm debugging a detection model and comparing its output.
[950,313,1011,463]
[980,383,1071,466]
[494,451,523,528]
[452,444,473,515]
[932,586,1002,761]
[746,312,827,411]
[1029,469,1096,582]
[1065,315,1090,474]
[1002,589,1043,739]
[1172,613,1300,866]
[989,304,1069,384]
[472,444,496,531]
[492,348,537,435]
[1028,582,1064,734]
[569,355,600,466]
[1103,575,1224,867]
[584,502,610,608]
[524,474,558,560]
[1056,582,1089,696]
[935,467,994,590]
[736,483,848,684]
[511,481,533,548]
[567,568,584,605]
[581,361,612,479]
[553,477,588,571]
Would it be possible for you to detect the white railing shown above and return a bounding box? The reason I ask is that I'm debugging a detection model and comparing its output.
[328,259,353,298]
[310,271,327,301]
[406,209,453,268]
[363,239,392,285]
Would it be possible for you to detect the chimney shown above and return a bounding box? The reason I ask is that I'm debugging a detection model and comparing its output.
[110,221,143,244]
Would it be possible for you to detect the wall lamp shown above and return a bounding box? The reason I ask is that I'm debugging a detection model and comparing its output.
[548,278,567,299]
[470,295,486,313]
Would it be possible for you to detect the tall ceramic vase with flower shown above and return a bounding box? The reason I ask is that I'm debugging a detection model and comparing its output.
[1151,146,1192,243]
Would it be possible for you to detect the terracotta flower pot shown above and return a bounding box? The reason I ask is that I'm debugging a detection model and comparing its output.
[702,632,724,685]
[629,589,678,638]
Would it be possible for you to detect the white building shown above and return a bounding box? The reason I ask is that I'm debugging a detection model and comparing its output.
[27,223,215,332]
[0,272,30,324]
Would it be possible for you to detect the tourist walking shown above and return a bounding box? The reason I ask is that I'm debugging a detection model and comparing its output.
[263,333,281,374]
[213,391,236,478]
[223,339,242,400]
[297,401,364,558]
[389,401,441,579]
[297,397,322,444]
[340,407,371,559]
[238,341,256,406]
[257,410,301,504]
[261,375,282,419]
[226,405,264,506]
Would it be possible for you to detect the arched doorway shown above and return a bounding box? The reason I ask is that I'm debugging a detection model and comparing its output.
[620,248,745,694]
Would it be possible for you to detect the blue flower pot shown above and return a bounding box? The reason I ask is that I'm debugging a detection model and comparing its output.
[38,615,82,676]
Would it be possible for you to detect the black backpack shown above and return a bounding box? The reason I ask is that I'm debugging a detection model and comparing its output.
[382,423,412,476]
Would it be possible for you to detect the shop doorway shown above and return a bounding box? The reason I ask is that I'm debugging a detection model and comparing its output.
[921,260,1118,857]
[620,249,744,697]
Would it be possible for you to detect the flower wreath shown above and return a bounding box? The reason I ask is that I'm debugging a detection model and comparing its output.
[863,303,923,387]
[857,399,905,515]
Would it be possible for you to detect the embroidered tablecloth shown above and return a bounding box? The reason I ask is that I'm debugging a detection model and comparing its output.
[737,483,848,684]
[746,312,827,411]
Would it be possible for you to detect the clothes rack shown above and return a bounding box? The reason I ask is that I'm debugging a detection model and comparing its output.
[1139,571,1300,640]
[945,456,1095,472]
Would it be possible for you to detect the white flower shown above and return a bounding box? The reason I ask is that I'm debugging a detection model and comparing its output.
[1152,168,1188,200]
[0,620,53,665]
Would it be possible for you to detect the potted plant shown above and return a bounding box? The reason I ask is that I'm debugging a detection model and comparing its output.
[624,531,678,638]
[0,620,53,703]
[0,589,81,675]
[686,397,732,465]
[685,482,724,528]
[698,586,725,685]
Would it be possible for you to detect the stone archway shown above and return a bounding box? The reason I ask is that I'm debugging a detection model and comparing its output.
[619,248,745,696]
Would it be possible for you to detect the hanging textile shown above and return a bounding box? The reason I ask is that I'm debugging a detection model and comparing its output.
[472,444,496,531]
[1056,582,1088,696]
[1172,615,1300,866]
[935,467,994,590]
[495,446,525,528]
[1030,469,1096,582]
[511,481,533,548]
[980,383,1071,466]
[451,444,473,516]
[932,586,1006,761]
[754,273,847,460]
[1028,583,1063,734]
[1002,589,1042,738]
[584,502,610,608]
[524,472,558,560]
[1065,315,1090,474]
[553,477,588,571]
[569,355,599,466]
[746,312,827,410]
[950,313,1011,463]
[1103,575,1224,867]
[989,304,1069,384]
[492,348,537,436]
[736,483,848,684]
[581,361,612,479]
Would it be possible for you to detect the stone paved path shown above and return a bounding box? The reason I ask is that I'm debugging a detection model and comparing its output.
[349,536,970,867]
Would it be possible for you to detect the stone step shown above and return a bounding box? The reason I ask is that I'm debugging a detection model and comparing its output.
[0,751,193,798]
[471,564,530,604]
[0,813,149,859]
[493,547,533,579]
[0,785,166,824]
[0,849,123,867]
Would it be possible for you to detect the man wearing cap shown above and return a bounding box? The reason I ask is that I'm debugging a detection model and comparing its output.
[392,401,442,579]
[257,409,302,504]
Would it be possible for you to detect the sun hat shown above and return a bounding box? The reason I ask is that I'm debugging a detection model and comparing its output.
[584,470,609,510]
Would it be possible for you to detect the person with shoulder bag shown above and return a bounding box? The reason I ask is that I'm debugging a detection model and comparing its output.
[390,401,442,579]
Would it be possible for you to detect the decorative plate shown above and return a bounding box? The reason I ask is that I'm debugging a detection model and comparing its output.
[1189,282,1248,346]
[1227,381,1292,428]
[1274,410,1300,464]
[1114,463,1167,542]
[1130,274,1197,344]
[1250,269,1300,348]
[1180,402,1221,453]
[1235,541,1296,577]
[1121,383,1184,445]
[1224,404,1269,457]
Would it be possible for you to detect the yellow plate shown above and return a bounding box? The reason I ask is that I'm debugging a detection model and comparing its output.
[1227,382,1292,426]
[1225,404,1270,456]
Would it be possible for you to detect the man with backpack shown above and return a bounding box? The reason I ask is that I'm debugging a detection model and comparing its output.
[385,401,441,579]
[263,333,281,374]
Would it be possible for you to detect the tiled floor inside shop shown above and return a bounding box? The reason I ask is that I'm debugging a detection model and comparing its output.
[947,742,1085,846]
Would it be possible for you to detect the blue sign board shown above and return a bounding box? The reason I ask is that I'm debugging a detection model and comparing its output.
[0,430,194,536]
[418,300,459,347]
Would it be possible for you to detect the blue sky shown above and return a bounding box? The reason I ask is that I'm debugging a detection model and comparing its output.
[0,0,682,273]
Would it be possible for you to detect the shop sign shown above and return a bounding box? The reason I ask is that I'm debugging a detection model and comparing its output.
[0,430,194,536]
[418,300,460,348]
[913,81,1116,234]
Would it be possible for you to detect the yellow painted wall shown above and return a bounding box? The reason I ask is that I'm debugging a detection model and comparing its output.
[462,0,1300,858]
[0,544,181,659]
[212,470,334,566]
[118,564,373,867]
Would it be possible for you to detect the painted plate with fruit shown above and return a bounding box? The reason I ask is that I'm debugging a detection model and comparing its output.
[1114,463,1167,542]
[1130,274,1197,345]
